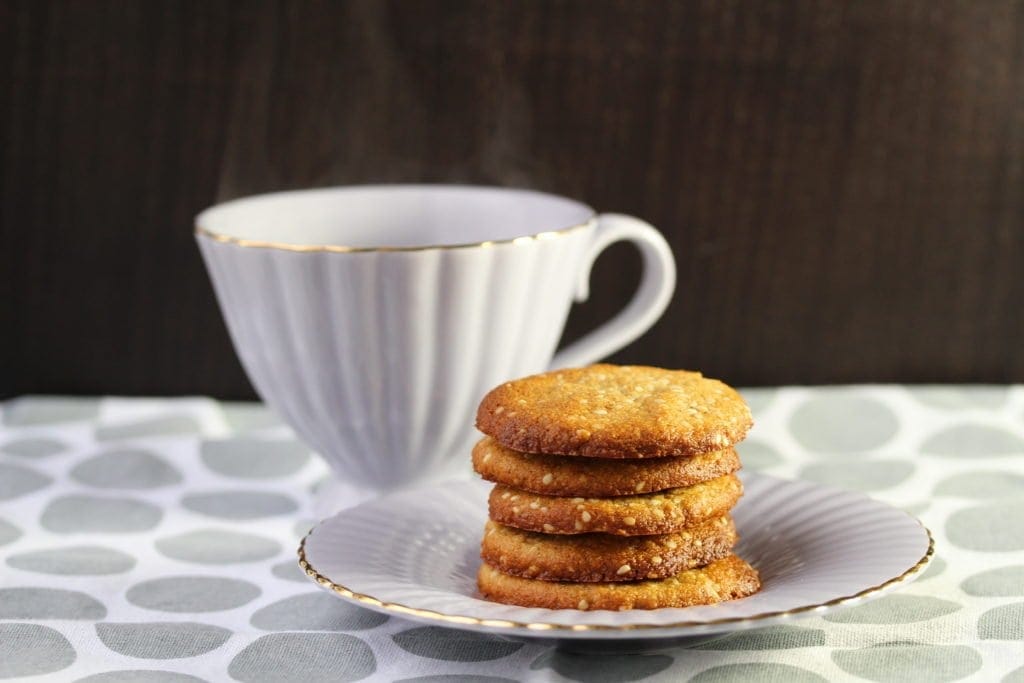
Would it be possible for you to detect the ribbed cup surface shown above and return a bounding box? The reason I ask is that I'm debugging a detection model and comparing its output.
[198,231,591,489]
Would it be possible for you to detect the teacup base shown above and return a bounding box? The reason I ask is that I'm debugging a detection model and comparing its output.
[312,476,377,519]
[312,458,475,518]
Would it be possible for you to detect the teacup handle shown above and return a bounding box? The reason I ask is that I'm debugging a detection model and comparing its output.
[550,213,676,369]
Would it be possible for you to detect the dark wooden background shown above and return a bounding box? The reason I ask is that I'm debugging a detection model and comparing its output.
[3,0,1022,399]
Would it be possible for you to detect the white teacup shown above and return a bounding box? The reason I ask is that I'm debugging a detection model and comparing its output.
[196,185,675,492]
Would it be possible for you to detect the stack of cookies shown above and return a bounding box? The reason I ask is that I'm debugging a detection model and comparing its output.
[473,365,761,610]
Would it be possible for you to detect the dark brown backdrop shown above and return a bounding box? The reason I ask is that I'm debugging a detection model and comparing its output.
[3,0,1022,398]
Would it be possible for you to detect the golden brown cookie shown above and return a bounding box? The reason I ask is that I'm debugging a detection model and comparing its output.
[480,516,737,582]
[472,437,741,497]
[476,365,753,458]
[488,474,743,536]
[478,553,760,610]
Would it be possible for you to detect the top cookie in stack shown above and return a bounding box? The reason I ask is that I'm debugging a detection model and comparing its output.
[473,364,761,611]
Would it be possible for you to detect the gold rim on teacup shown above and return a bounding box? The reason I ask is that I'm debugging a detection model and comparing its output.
[195,185,596,253]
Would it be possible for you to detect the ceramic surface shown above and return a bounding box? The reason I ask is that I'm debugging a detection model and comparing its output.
[197,186,675,490]
[300,472,934,646]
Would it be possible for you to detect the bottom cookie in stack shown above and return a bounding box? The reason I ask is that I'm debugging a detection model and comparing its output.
[478,555,760,611]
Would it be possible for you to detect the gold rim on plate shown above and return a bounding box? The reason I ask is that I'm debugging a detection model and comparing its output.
[296,522,934,633]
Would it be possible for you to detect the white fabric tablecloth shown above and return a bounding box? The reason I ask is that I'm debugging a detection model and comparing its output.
[0,388,1022,682]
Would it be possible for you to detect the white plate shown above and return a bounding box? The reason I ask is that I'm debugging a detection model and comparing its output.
[299,473,933,649]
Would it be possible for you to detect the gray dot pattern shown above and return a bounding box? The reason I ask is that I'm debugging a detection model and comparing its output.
[832,641,983,682]
[0,517,22,546]
[0,462,52,500]
[200,438,310,479]
[95,622,232,659]
[71,449,183,489]
[0,587,107,619]
[155,529,281,565]
[74,672,209,683]
[0,623,77,678]
[181,491,298,520]
[0,391,1020,680]
[126,576,261,613]
[1,437,67,458]
[6,545,136,575]
[270,560,309,583]
[922,425,1024,457]
[229,632,376,683]
[41,495,163,533]
[96,415,203,442]
[250,593,388,631]
[789,391,899,454]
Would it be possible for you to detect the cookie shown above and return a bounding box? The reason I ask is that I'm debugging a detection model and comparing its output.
[488,474,743,536]
[478,553,760,610]
[481,516,737,582]
[476,365,752,458]
[472,436,741,497]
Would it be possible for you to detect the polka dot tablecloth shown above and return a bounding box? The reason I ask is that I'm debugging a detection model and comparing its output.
[1,388,1022,682]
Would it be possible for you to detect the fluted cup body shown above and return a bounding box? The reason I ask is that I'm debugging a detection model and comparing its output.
[196,186,675,491]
